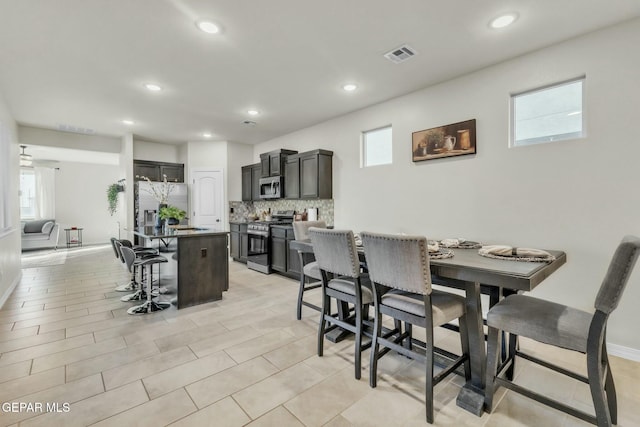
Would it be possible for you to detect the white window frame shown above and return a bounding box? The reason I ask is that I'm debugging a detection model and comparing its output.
[510,76,586,147]
[361,125,393,167]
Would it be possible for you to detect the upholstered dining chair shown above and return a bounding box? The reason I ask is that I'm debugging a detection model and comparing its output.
[361,231,471,424]
[308,227,372,380]
[485,235,640,427]
[292,220,326,319]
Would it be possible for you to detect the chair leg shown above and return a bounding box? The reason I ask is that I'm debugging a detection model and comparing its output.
[602,346,617,424]
[369,304,382,388]
[484,326,501,413]
[425,326,434,424]
[354,300,363,380]
[317,292,329,357]
[506,332,518,381]
[587,345,613,427]
[404,321,413,351]
[296,275,306,320]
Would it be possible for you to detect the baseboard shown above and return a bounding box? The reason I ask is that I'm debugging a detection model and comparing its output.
[607,342,640,362]
[0,271,22,309]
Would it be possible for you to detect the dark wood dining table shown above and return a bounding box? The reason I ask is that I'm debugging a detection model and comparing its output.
[289,239,566,416]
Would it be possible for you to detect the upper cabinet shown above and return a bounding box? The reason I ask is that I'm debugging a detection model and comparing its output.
[285,149,333,199]
[241,163,263,201]
[134,160,184,182]
[260,149,297,177]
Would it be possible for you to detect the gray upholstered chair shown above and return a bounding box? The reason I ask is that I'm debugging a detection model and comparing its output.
[292,220,326,319]
[361,231,471,424]
[485,235,640,427]
[309,227,372,380]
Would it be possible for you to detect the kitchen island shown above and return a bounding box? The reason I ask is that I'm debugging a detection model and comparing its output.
[132,226,229,309]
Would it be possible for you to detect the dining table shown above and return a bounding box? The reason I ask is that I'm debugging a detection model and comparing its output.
[289,238,566,416]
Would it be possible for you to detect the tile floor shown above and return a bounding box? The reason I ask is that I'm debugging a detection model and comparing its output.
[1,245,639,426]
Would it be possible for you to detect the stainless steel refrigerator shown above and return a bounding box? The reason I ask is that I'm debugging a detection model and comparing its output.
[136,181,188,228]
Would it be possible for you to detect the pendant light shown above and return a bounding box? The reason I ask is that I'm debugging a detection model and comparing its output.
[20,145,33,167]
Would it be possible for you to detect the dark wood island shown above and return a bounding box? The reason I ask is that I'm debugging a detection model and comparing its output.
[132,226,229,309]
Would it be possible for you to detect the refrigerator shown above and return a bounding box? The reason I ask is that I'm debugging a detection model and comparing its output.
[136,181,189,228]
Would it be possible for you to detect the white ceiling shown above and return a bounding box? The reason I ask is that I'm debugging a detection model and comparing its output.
[1,1,639,145]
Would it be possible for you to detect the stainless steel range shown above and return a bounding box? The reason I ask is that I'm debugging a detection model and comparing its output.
[246,210,295,274]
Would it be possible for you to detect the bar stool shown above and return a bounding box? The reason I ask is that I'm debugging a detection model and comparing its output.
[292,220,326,319]
[112,238,156,292]
[122,247,170,314]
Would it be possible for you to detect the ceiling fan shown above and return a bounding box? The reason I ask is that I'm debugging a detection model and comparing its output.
[19,145,33,167]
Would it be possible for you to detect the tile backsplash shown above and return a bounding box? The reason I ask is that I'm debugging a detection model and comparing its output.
[229,199,334,226]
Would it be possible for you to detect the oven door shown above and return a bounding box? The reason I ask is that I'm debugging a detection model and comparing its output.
[246,231,271,274]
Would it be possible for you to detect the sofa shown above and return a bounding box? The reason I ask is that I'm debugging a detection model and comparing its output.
[21,219,60,251]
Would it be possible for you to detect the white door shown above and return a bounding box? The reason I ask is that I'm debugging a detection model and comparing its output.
[191,169,224,230]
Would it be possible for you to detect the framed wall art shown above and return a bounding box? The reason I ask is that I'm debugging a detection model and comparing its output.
[412,119,476,162]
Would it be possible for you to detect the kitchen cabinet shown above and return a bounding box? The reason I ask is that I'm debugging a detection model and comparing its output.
[241,165,252,201]
[284,150,333,200]
[230,222,248,263]
[240,163,262,201]
[251,163,261,201]
[260,149,297,178]
[134,160,184,183]
[271,227,288,273]
[270,225,301,279]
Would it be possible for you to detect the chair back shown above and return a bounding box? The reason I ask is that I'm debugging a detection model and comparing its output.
[110,237,120,259]
[309,228,360,278]
[119,246,137,272]
[293,221,327,241]
[361,231,432,295]
[594,235,640,314]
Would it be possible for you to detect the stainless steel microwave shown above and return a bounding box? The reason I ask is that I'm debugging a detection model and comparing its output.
[259,176,283,199]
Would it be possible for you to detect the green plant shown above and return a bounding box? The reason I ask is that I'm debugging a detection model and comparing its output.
[107,183,124,216]
[158,205,186,221]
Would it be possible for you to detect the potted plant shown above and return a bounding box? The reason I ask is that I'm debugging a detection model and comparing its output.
[107,182,125,216]
[158,205,187,225]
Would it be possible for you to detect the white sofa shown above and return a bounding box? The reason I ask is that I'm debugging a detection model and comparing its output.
[21,219,60,251]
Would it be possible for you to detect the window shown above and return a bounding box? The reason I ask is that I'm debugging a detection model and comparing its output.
[511,77,585,147]
[20,169,37,219]
[362,125,392,167]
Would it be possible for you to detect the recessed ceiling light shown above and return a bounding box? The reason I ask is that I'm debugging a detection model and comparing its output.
[342,83,358,92]
[122,119,135,125]
[203,132,212,138]
[247,110,260,116]
[144,83,162,91]
[489,13,518,29]
[196,20,220,34]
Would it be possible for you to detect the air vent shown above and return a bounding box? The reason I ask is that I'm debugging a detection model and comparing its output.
[57,124,95,134]
[383,45,417,64]
[243,120,256,126]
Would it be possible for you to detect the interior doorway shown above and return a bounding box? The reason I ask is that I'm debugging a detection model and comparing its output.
[190,169,224,231]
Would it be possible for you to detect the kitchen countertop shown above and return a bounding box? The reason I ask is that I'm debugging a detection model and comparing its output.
[132,226,228,239]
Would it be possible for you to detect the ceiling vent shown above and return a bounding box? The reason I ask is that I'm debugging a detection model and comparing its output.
[57,124,95,135]
[383,45,417,64]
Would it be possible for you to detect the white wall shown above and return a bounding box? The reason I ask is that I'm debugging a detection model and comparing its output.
[253,19,640,353]
[227,142,254,201]
[19,126,121,153]
[133,139,179,163]
[0,94,22,308]
[54,161,122,245]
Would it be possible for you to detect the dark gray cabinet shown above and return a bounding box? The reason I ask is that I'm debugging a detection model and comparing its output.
[251,164,261,201]
[270,226,301,279]
[134,160,184,183]
[271,227,288,273]
[260,149,297,177]
[285,150,333,199]
[284,155,300,199]
[230,223,248,263]
[241,166,252,201]
[240,163,262,201]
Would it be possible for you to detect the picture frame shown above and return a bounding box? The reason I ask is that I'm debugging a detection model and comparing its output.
[412,119,476,162]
